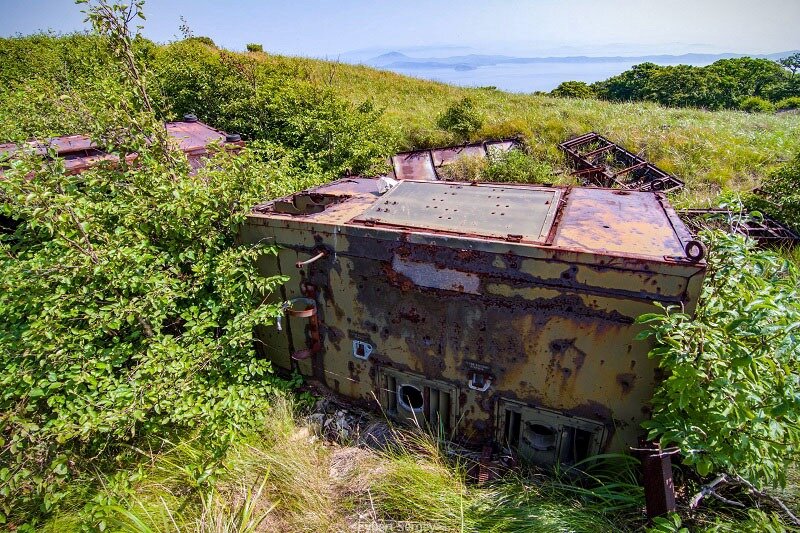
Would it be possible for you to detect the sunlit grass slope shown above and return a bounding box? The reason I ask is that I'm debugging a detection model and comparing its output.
[252,52,800,206]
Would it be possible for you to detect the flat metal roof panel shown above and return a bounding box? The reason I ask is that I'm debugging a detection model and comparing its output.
[165,121,226,152]
[352,181,560,242]
[553,188,686,258]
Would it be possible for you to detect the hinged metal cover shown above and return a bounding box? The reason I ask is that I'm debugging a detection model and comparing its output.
[352,181,561,243]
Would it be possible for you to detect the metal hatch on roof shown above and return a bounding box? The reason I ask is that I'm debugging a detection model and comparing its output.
[351,181,561,243]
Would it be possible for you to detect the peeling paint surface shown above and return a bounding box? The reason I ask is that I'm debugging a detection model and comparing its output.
[392,255,480,294]
[240,177,706,462]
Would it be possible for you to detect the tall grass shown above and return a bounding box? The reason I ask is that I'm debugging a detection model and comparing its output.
[248,52,800,206]
[38,397,650,532]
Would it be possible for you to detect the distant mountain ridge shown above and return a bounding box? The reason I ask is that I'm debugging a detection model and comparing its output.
[365,50,800,71]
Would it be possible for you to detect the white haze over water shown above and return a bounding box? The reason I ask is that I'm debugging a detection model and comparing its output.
[377,59,711,93]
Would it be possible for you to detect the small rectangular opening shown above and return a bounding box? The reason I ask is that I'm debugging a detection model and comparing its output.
[378,368,457,433]
[503,408,522,447]
[59,148,106,160]
[498,400,607,466]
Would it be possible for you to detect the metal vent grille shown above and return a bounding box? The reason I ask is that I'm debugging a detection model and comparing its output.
[381,369,456,432]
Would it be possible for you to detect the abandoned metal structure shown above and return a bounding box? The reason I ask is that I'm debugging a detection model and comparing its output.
[679,208,799,247]
[388,139,519,181]
[0,115,242,174]
[559,132,685,193]
[241,178,706,464]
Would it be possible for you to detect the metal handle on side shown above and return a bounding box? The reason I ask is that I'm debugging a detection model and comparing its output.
[296,251,326,268]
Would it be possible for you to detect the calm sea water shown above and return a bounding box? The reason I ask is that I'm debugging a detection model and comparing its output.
[386,59,709,93]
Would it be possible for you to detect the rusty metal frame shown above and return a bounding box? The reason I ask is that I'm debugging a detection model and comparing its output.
[559,132,684,193]
[389,138,521,181]
[679,208,799,246]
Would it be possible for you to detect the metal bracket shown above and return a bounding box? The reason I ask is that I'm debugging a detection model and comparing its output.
[352,340,373,360]
[468,372,492,392]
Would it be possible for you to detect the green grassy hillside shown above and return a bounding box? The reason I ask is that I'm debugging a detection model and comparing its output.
[252,52,800,205]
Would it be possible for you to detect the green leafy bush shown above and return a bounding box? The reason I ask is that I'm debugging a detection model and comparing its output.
[152,41,391,177]
[185,35,216,48]
[637,231,800,487]
[246,43,263,53]
[550,81,595,99]
[746,151,800,234]
[482,149,554,183]
[739,96,775,113]
[775,96,800,110]
[592,57,798,110]
[436,96,483,139]
[0,2,317,525]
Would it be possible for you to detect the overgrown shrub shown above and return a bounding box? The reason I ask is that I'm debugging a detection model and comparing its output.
[152,41,391,177]
[775,96,800,110]
[746,151,800,234]
[185,35,216,48]
[482,149,554,183]
[550,81,595,99]
[637,231,800,487]
[436,96,483,139]
[246,43,263,53]
[0,2,315,525]
[591,57,799,110]
[739,96,775,113]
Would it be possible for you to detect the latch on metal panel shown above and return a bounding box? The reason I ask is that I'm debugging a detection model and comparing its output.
[506,234,523,243]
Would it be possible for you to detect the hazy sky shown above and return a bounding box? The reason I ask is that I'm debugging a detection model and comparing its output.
[1,0,799,57]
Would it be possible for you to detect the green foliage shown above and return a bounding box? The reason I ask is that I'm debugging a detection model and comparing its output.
[183,36,216,48]
[592,62,662,102]
[746,151,800,234]
[637,231,800,487]
[647,512,688,533]
[0,1,339,525]
[593,57,797,110]
[776,96,800,110]
[152,40,392,177]
[245,43,263,53]
[777,52,800,76]
[739,96,775,113]
[550,80,595,99]
[436,96,484,139]
[482,149,554,183]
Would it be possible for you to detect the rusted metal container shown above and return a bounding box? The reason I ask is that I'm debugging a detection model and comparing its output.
[240,178,706,464]
[0,116,242,175]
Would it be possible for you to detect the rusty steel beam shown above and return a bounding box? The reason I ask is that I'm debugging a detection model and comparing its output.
[580,143,615,159]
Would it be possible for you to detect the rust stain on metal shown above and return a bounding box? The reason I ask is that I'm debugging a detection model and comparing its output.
[240,176,706,466]
[559,132,684,193]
